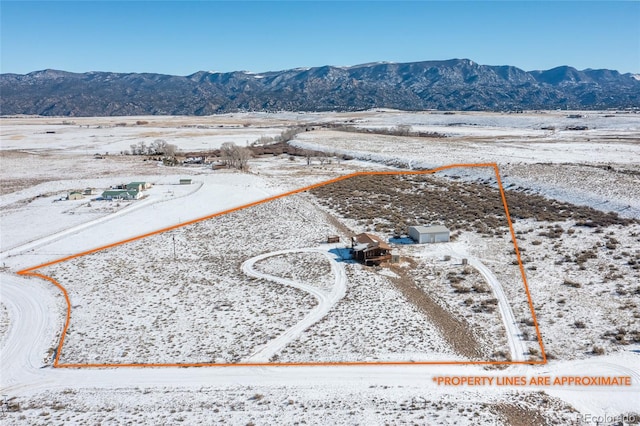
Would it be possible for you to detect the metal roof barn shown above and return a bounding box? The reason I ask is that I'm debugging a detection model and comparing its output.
[408,225,450,244]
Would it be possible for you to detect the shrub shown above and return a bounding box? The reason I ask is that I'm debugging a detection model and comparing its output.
[574,320,586,329]
[563,279,582,288]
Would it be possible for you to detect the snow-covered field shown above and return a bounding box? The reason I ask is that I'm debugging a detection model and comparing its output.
[294,128,640,169]
[290,110,640,218]
[1,111,638,424]
[277,262,456,363]
[0,117,286,153]
[514,219,640,360]
[41,196,340,365]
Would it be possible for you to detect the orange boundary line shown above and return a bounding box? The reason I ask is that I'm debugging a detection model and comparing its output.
[493,164,547,363]
[17,163,546,368]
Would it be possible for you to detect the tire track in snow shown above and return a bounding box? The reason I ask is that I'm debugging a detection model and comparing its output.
[3,269,639,420]
[465,256,527,361]
[0,273,57,389]
[439,248,528,362]
[421,245,528,362]
[242,248,347,363]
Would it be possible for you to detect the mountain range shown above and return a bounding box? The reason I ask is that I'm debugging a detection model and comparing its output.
[1,59,638,116]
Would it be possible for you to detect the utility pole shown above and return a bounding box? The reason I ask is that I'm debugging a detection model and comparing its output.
[172,234,176,261]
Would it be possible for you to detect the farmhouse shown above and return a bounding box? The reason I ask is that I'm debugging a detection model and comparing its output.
[352,233,392,265]
[101,190,140,200]
[126,181,151,191]
[67,192,84,200]
[408,225,450,244]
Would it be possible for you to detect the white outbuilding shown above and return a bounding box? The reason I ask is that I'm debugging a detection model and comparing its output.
[408,225,450,244]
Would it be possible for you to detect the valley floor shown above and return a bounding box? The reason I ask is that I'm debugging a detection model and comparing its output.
[1,110,639,424]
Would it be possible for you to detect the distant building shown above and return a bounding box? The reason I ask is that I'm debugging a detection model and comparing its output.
[352,233,391,266]
[408,225,450,244]
[67,192,84,200]
[126,181,151,191]
[83,188,97,195]
[101,190,140,200]
[179,178,192,185]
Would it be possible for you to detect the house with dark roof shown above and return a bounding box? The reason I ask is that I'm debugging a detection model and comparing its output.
[351,233,392,266]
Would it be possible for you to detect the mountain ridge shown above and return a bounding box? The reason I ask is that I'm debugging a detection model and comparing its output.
[1,59,638,116]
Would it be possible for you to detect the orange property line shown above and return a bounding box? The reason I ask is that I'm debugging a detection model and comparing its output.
[17,163,546,368]
[493,164,547,364]
[54,360,547,369]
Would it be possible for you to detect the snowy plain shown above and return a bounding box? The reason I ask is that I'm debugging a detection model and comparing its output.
[1,111,639,424]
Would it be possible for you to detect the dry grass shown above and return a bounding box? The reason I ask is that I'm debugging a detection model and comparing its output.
[387,261,485,359]
[254,252,334,291]
[43,195,340,364]
[310,173,635,239]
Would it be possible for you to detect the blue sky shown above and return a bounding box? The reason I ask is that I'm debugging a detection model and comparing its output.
[1,1,639,75]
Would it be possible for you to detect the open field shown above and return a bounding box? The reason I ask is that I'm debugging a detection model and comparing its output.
[26,170,530,366]
[5,384,579,425]
[291,109,640,218]
[40,196,340,365]
[1,111,639,424]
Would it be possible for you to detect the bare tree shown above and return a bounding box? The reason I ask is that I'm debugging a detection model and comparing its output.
[256,135,275,145]
[150,139,166,154]
[393,124,412,136]
[319,151,332,166]
[149,139,177,157]
[279,127,304,143]
[136,141,147,156]
[236,146,251,171]
[220,142,251,171]
[220,142,235,168]
[164,143,177,158]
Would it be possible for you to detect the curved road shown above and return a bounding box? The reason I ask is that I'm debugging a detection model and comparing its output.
[464,255,528,362]
[421,245,528,362]
[1,257,638,420]
[0,273,57,389]
[242,248,347,363]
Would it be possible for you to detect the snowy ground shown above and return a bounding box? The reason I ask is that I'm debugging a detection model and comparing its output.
[40,196,341,365]
[1,111,639,424]
[276,262,456,363]
[0,117,286,154]
[289,110,640,218]
[3,383,580,425]
[513,219,640,360]
[253,251,335,292]
[1,179,201,252]
[0,302,9,347]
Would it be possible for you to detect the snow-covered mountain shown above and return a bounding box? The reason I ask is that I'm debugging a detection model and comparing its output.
[1,59,638,116]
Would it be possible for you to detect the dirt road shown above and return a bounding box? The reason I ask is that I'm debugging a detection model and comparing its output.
[242,248,347,363]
